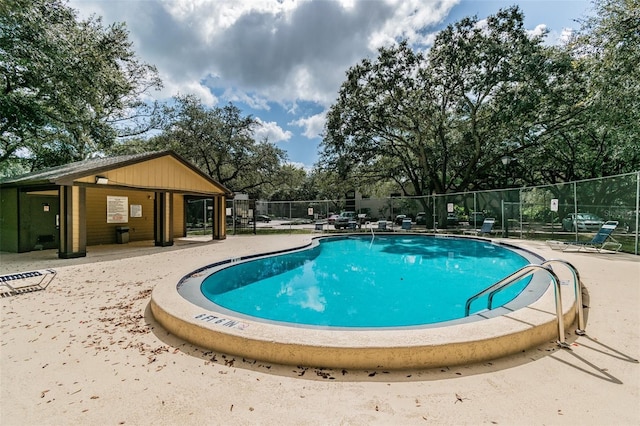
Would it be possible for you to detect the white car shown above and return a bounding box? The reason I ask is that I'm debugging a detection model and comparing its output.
[562,213,604,232]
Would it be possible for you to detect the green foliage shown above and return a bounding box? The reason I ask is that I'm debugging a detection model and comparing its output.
[0,0,162,174]
[321,7,553,196]
[520,188,556,221]
[521,0,640,183]
[269,164,316,201]
[146,95,288,198]
[320,1,640,196]
[570,0,640,176]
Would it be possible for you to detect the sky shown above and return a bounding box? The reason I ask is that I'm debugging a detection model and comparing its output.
[69,0,592,169]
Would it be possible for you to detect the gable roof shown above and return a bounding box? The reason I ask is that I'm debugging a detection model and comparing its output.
[0,151,233,196]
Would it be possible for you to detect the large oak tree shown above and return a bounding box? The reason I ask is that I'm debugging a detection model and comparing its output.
[321,7,554,196]
[137,95,289,198]
[320,2,639,197]
[0,0,162,175]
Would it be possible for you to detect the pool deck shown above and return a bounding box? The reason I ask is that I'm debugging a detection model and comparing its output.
[1,234,639,425]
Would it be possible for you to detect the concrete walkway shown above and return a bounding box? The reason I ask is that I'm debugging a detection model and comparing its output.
[1,234,638,425]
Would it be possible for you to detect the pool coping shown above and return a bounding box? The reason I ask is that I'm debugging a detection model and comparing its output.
[150,234,578,369]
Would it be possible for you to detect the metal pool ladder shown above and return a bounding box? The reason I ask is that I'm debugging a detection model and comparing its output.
[464,260,584,348]
[366,221,375,246]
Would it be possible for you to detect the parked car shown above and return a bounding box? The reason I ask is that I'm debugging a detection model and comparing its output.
[256,214,271,222]
[334,211,357,229]
[327,214,340,225]
[394,214,407,225]
[562,213,604,232]
[415,212,427,225]
[226,216,241,226]
[356,213,371,226]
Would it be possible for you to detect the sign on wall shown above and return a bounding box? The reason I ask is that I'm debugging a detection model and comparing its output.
[130,204,142,218]
[107,196,129,223]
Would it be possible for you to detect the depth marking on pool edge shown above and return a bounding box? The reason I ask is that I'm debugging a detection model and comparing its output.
[194,313,249,330]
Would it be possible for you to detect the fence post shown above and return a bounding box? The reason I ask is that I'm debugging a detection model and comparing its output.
[573,182,578,240]
[473,192,477,221]
[432,193,437,232]
[501,199,506,237]
[519,188,523,239]
[635,172,640,255]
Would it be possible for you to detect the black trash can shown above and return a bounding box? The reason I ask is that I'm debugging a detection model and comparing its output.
[116,226,130,244]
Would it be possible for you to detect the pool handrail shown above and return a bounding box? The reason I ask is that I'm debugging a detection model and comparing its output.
[540,259,585,335]
[365,221,375,246]
[485,259,584,334]
[464,263,570,347]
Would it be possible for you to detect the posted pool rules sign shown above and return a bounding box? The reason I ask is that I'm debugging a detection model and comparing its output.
[107,196,128,223]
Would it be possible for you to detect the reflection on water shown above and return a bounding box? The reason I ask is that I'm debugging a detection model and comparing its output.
[277,262,326,312]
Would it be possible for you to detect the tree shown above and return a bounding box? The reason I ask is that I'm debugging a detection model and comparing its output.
[320,7,555,198]
[568,0,639,177]
[306,166,357,204]
[0,0,162,175]
[147,95,288,198]
[517,0,640,183]
[269,164,314,201]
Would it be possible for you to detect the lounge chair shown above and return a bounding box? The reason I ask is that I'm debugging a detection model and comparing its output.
[0,269,56,297]
[464,218,495,236]
[547,221,622,253]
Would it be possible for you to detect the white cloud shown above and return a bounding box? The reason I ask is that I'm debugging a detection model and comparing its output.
[162,80,218,106]
[528,23,548,38]
[290,112,326,139]
[536,26,575,46]
[68,0,588,168]
[220,88,271,111]
[254,118,292,143]
[70,0,460,109]
[368,0,457,49]
[285,160,311,171]
[558,27,575,44]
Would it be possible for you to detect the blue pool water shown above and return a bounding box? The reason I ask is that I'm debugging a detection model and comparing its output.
[199,235,535,328]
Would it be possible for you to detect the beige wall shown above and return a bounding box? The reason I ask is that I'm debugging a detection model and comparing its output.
[85,188,188,245]
[86,188,156,245]
[75,156,227,194]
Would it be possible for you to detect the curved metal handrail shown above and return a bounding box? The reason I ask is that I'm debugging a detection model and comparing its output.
[465,264,569,347]
[541,259,585,335]
[365,221,374,237]
[482,260,584,334]
[465,264,548,316]
[365,221,375,246]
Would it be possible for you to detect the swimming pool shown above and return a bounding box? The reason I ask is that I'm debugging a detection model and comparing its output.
[196,235,535,328]
[151,234,579,369]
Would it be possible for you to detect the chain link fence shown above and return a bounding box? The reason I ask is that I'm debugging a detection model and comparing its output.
[189,172,640,254]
